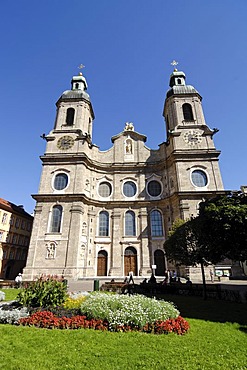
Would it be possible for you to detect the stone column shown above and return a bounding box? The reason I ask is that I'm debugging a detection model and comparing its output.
[63,203,84,278]
[109,210,122,276]
[23,204,43,280]
[138,209,151,276]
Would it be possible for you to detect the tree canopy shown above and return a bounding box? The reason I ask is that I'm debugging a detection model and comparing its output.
[165,193,247,268]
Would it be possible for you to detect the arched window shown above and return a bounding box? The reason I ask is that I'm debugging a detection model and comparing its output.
[125,210,136,236]
[150,210,163,237]
[182,103,194,121]
[98,211,109,236]
[66,108,75,126]
[50,205,63,233]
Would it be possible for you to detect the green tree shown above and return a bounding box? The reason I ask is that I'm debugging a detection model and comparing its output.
[199,193,247,262]
[165,217,210,299]
[164,193,247,299]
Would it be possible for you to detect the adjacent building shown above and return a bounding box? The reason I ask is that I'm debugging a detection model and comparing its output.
[23,67,225,281]
[0,198,33,279]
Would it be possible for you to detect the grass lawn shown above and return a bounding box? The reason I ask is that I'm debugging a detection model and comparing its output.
[1,291,247,369]
[1,288,20,302]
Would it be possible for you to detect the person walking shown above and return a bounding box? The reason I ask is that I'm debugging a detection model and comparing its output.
[15,273,22,288]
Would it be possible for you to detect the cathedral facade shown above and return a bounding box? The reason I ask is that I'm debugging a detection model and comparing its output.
[24,68,224,281]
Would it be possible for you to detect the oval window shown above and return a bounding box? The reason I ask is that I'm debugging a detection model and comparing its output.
[147,180,162,197]
[54,173,68,190]
[191,170,208,187]
[98,182,112,197]
[123,181,137,197]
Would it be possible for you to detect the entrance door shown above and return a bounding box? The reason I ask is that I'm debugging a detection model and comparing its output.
[124,247,137,276]
[97,250,107,276]
[154,249,166,276]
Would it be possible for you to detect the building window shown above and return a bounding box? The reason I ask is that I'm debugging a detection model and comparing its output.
[21,220,26,230]
[191,170,208,187]
[66,108,75,126]
[0,231,3,241]
[125,211,136,236]
[150,210,163,237]
[123,181,137,197]
[98,182,112,197]
[16,250,22,260]
[26,222,31,231]
[9,249,15,259]
[12,234,18,244]
[50,205,63,233]
[182,103,194,121]
[98,211,109,236]
[2,213,7,224]
[24,237,29,246]
[54,173,68,190]
[147,180,162,197]
[15,218,20,228]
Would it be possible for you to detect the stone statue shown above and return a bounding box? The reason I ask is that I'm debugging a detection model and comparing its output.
[124,122,134,131]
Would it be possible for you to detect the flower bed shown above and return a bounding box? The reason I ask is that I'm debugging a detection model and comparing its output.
[18,310,189,334]
[17,292,190,335]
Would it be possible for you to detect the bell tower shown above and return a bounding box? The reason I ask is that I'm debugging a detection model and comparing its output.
[163,63,224,219]
[52,71,94,141]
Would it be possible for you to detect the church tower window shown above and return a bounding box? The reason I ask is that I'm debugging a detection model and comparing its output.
[182,103,194,121]
[125,210,136,236]
[98,211,109,236]
[191,170,208,187]
[54,173,68,191]
[150,210,163,237]
[50,205,63,233]
[66,108,75,126]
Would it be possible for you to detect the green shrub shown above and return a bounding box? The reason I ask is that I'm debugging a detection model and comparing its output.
[17,275,67,308]
[80,293,179,330]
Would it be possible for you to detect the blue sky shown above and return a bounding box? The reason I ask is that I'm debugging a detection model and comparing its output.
[1,0,247,214]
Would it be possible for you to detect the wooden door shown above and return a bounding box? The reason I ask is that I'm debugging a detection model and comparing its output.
[124,247,137,276]
[97,251,107,276]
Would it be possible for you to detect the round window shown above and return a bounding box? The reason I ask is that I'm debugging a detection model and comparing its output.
[147,180,162,197]
[98,182,112,197]
[191,170,208,187]
[123,181,137,197]
[54,173,68,190]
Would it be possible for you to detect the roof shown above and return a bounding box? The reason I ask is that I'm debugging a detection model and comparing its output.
[166,85,201,99]
[0,198,33,219]
[58,89,91,102]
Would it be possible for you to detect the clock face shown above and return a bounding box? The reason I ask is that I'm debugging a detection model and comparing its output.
[183,130,202,145]
[57,136,74,150]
